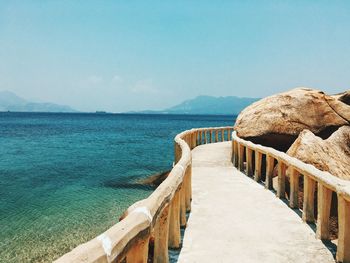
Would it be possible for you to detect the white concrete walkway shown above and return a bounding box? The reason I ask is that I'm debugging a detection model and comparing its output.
[177,142,335,263]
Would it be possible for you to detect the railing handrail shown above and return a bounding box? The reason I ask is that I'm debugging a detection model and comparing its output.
[55,126,234,263]
[232,131,350,200]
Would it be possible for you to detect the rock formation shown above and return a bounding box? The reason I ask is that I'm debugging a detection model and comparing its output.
[332,90,350,105]
[234,88,350,151]
[287,126,350,180]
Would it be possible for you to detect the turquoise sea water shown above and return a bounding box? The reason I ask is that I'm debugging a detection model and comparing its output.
[0,112,234,262]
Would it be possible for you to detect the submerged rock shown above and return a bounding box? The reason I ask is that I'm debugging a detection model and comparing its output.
[136,170,170,187]
[234,87,350,151]
[287,126,350,180]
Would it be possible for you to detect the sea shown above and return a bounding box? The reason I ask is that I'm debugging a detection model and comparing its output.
[0,112,234,262]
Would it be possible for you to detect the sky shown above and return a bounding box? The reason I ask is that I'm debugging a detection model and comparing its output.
[0,1,349,112]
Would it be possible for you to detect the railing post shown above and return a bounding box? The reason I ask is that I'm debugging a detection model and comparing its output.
[180,184,187,227]
[189,132,193,149]
[209,130,212,143]
[126,235,150,263]
[215,130,219,142]
[192,131,197,148]
[289,168,299,208]
[337,195,350,263]
[316,184,332,240]
[231,139,235,163]
[227,129,231,141]
[238,143,244,172]
[302,176,316,223]
[246,148,253,176]
[184,134,188,145]
[233,140,239,168]
[174,143,181,164]
[153,205,170,263]
[189,133,193,149]
[265,155,274,190]
[185,164,192,212]
[168,190,181,248]
[221,129,225,142]
[204,130,207,144]
[254,151,262,181]
[277,161,286,199]
[199,131,202,145]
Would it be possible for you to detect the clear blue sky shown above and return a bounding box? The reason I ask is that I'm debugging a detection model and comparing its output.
[0,1,349,112]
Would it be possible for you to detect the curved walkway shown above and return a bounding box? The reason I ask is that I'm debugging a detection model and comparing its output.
[178,142,335,263]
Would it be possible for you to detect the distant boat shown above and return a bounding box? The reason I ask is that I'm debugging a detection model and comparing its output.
[95,111,107,114]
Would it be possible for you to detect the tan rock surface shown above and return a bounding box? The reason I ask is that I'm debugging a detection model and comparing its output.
[234,88,350,151]
[287,126,350,180]
[332,90,350,105]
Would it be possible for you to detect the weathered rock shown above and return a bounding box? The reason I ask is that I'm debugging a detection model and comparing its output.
[287,126,350,180]
[234,88,350,151]
[328,90,350,122]
[332,90,350,105]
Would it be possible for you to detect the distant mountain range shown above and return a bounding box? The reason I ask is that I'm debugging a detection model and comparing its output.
[0,91,259,115]
[136,95,259,115]
[0,91,76,112]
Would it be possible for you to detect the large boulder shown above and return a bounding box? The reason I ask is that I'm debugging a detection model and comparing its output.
[234,88,350,151]
[286,126,350,180]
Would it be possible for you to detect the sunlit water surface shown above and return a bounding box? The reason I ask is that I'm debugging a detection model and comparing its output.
[0,112,234,262]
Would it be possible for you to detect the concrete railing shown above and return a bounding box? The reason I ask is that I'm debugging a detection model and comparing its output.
[232,131,350,263]
[55,126,234,263]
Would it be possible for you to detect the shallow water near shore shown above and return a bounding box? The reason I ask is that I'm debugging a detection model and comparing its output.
[0,112,234,262]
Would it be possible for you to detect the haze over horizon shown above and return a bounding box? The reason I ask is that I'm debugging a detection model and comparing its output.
[1,1,349,112]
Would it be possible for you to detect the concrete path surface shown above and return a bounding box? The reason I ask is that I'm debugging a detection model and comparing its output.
[177,142,335,263]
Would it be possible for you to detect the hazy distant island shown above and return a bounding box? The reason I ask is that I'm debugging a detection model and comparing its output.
[130,95,259,115]
[0,91,76,113]
[0,91,258,115]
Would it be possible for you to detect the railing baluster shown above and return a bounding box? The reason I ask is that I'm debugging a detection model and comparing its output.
[316,184,332,240]
[192,131,197,149]
[246,148,253,176]
[221,129,225,142]
[190,133,193,149]
[126,236,150,263]
[254,151,262,182]
[227,129,231,141]
[238,143,244,172]
[174,143,181,164]
[277,161,286,199]
[289,168,299,208]
[168,190,181,248]
[185,165,192,212]
[233,140,238,168]
[215,130,219,142]
[180,184,187,227]
[153,205,170,263]
[265,155,274,190]
[337,195,350,262]
[231,139,234,163]
[302,176,316,223]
